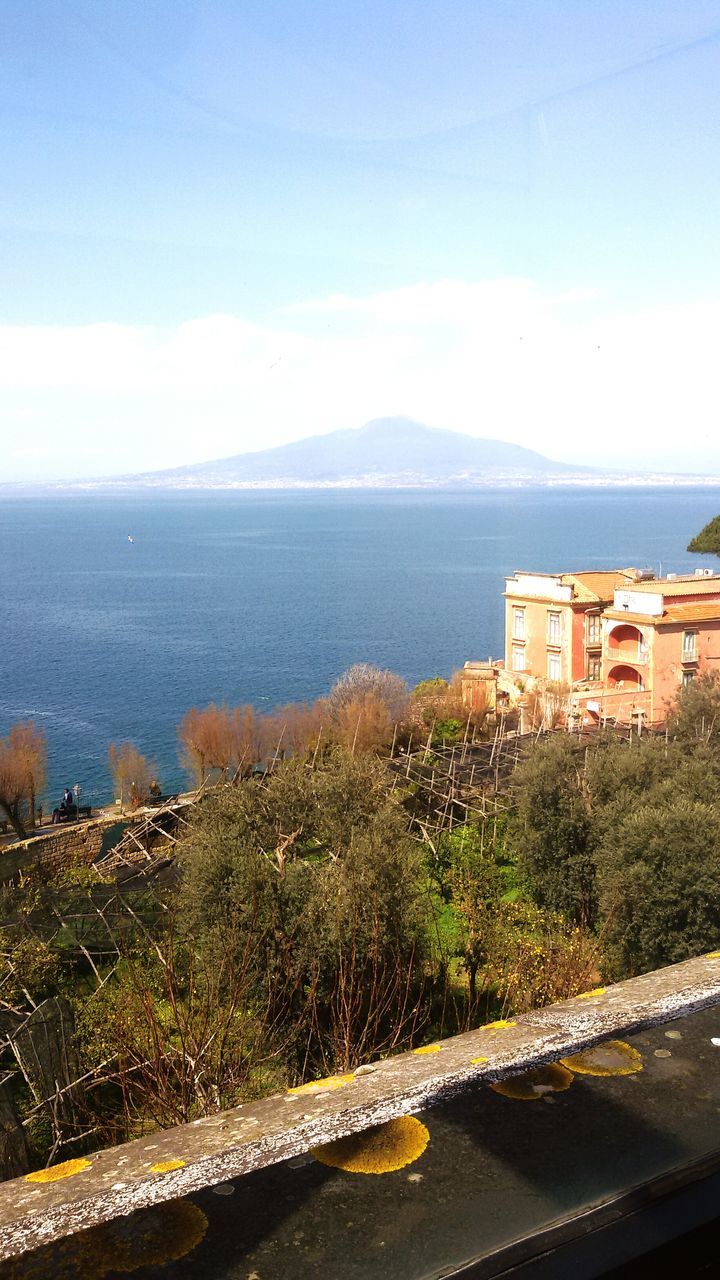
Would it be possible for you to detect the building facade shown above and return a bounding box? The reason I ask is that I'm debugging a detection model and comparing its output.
[504,568,720,726]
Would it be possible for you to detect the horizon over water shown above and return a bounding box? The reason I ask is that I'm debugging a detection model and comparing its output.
[2,487,719,804]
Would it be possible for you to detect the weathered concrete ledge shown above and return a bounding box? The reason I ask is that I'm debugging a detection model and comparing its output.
[3,952,720,1260]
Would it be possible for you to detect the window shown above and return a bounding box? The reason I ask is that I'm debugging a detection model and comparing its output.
[682,669,696,687]
[587,614,601,644]
[548,652,561,681]
[587,654,602,681]
[512,607,525,640]
[682,630,698,660]
[512,644,525,673]
[547,611,561,645]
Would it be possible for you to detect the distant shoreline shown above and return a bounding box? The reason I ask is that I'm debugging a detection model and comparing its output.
[4,475,720,496]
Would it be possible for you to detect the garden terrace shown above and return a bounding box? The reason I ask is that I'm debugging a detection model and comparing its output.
[386,722,659,839]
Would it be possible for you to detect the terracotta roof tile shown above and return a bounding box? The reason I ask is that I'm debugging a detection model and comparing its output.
[603,602,720,625]
[660,601,720,624]
[561,571,638,603]
[603,610,659,625]
[631,576,720,597]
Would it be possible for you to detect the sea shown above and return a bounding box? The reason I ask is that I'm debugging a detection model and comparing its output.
[2,486,719,804]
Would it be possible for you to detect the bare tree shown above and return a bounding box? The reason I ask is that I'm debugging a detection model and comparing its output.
[328,664,409,726]
[178,703,269,786]
[265,700,327,760]
[333,692,393,754]
[177,704,232,785]
[231,704,271,777]
[108,742,157,811]
[0,720,47,838]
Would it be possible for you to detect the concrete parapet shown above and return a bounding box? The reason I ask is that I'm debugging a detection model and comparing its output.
[2,951,720,1260]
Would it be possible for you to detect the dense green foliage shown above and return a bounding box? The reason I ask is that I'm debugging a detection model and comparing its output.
[688,514,720,554]
[177,750,431,1074]
[508,702,720,976]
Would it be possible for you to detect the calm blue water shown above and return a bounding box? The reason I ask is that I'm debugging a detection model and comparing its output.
[2,488,719,802]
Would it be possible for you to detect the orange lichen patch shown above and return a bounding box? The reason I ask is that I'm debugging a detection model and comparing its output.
[490,1062,574,1101]
[484,1019,517,1031]
[412,1044,441,1055]
[470,1056,489,1065]
[311,1116,429,1175]
[149,1158,186,1173]
[287,1073,355,1096]
[25,1157,91,1184]
[561,1039,643,1076]
[1,1199,208,1279]
[577,987,606,999]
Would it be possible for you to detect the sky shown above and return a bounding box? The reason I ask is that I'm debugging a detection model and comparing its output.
[2,0,720,481]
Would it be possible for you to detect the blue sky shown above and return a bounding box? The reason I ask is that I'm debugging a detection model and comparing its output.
[2,1,720,479]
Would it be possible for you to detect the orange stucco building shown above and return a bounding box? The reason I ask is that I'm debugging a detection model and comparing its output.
[504,568,720,726]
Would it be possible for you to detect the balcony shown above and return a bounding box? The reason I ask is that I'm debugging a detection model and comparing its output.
[607,663,644,691]
[606,623,648,666]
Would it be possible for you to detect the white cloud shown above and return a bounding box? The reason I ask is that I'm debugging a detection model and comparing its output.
[2,279,719,480]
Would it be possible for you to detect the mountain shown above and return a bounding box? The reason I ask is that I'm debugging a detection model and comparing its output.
[108,418,586,489]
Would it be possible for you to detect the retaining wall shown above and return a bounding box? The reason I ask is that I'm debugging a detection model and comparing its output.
[0,822,105,883]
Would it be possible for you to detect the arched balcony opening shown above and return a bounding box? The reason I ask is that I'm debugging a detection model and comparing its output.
[607,664,644,691]
[607,623,646,661]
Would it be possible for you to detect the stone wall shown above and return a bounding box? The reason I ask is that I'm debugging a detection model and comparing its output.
[0,822,105,883]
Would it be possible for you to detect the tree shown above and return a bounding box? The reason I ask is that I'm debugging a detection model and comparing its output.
[176,748,430,1074]
[688,514,720,555]
[596,798,720,978]
[229,704,269,777]
[332,692,394,754]
[508,734,597,927]
[328,664,409,727]
[267,701,326,760]
[178,703,270,786]
[667,670,720,744]
[442,823,506,1005]
[177,705,233,785]
[108,742,157,810]
[0,721,47,838]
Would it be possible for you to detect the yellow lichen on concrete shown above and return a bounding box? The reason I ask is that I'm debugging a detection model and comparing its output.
[24,1157,91,1184]
[561,1039,643,1076]
[150,1158,186,1173]
[311,1116,429,1175]
[577,987,606,999]
[490,1062,574,1101]
[470,1056,489,1065]
[706,950,720,959]
[412,1044,441,1055]
[1,1199,208,1278]
[484,1019,516,1031]
[287,1073,356,1096]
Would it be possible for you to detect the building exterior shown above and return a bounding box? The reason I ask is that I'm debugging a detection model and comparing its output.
[503,567,720,726]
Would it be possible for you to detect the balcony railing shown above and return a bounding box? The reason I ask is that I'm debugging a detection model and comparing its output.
[606,646,648,664]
